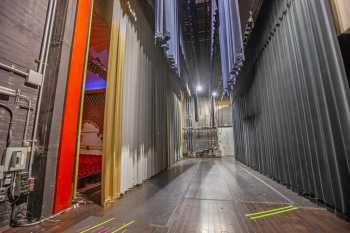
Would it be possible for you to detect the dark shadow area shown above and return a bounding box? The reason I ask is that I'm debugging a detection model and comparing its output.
[339,34,350,85]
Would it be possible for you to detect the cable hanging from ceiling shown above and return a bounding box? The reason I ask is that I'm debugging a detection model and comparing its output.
[210,0,219,66]
[218,0,244,91]
[155,0,184,76]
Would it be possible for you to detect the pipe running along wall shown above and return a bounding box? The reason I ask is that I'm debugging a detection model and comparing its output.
[233,0,350,216]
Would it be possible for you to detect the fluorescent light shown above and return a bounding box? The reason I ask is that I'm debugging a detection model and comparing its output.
[212,91,218,97]
[196,85,203,92]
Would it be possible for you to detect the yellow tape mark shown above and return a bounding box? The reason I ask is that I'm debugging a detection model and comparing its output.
[80,218,115,233]
[249,207,298,220]
[245,205,294,217]
[111,220,136,233]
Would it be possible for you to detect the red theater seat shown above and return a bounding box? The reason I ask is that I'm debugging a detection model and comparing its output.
[78,154,102,179]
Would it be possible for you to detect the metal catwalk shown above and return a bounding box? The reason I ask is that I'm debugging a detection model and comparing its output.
[5,158,350,233]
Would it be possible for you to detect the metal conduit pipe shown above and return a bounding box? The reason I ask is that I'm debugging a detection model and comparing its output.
[0,85,32,145]
[29,0,58,177]
[0,62,29,77]
[15,91,32,145]
[0,104,13,165]
[38,0,55,74]
[0,86,17,96]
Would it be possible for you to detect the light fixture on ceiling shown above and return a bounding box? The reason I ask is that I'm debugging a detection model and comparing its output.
[196,85,203,93]
[212,91,218,97]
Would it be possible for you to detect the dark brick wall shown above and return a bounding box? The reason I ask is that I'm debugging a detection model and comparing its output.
[0,0,48,155]
[0,0,49,227]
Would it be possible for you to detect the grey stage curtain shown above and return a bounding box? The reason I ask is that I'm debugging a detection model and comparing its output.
[119,0,183,193]
[233,0,350,216]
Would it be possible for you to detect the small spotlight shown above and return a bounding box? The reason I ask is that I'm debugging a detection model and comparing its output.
[196,85,203,92]
[212,91,218,97]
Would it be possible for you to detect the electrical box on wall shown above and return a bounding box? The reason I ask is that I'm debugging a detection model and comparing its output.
[4,147,28,172]
[26,70,43,86]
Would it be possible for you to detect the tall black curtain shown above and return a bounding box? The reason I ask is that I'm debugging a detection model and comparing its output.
[233,0,350,216]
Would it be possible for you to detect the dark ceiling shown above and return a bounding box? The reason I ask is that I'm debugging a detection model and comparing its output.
[181,0,264,96]
[145,0,264,96]
[182,0,214,95]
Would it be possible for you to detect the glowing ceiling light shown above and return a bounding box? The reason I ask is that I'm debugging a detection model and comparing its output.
[196,85,203,92]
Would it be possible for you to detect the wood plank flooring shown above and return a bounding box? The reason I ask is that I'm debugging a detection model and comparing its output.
[5,158,350,233]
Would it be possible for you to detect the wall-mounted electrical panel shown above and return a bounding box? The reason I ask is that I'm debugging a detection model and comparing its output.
[3,147,28,172]
[0,146,32,228]
[27,70,43,86]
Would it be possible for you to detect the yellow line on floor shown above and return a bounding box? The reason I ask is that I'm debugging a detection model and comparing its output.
[80,218,115,233]
[110,220,136,233]
[245,205,294,217]
[249,207,299,220]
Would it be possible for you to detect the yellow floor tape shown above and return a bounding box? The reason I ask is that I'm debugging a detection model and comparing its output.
[246,205,298,220]
[79,218,115,233]
[246,205,294,217]
[250,207,298,220]
[110,220,136,233]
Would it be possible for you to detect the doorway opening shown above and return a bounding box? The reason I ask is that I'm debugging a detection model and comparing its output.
[75,1,111,204]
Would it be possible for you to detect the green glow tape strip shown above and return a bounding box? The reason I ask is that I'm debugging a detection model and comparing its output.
[111,220,136,233]
[249,207,298,220]
[245,205,294,217]
[80,218,115,233]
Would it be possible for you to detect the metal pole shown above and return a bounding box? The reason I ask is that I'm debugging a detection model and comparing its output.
[0,62,29,77]
[29,0,58,177]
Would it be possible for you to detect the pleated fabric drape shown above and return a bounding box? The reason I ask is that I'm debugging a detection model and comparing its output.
[218,0,244,90]
[155,0,183,76]
[167,93,184,166]
[233,0,350,216]
[118,0,184,194]
[102,0,127,205]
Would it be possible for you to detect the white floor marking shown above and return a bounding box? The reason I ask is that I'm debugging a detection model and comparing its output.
[238,164,295,204]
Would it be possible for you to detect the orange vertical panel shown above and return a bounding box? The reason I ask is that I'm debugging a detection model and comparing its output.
[54,0,92,213]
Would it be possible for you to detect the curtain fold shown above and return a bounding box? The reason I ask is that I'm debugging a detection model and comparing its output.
[117,0,184,194]
[167,93,184,166]
[102,0,127,205]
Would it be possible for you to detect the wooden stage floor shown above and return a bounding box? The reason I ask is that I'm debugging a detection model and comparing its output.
[6,158,350,233]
